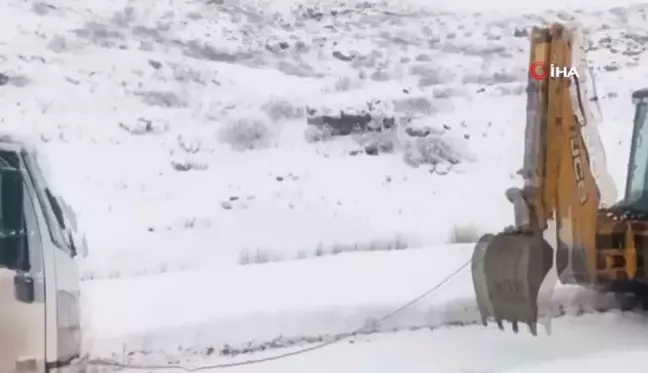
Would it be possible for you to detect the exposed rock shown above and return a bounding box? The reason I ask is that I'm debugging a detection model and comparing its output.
[307,111,395,136]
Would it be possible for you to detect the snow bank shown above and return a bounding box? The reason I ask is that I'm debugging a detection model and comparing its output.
[83,245,475,357]
[106,308,648,373]
[83,244,622,365]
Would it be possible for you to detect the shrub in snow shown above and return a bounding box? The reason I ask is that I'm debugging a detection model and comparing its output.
[111,6,137,27]
[402,132,467,167]
[409,64,454,86]
[369,69,390,81]
[441,41,509,58]
[448,223,481,244]
[357,127,399,155]
[218,117,272,151]
[118,118,168,135]
[307,110,395,137]
[238,248,283,265]
[47,35,69,53]
[461,71,521,85]
[172,64,206,84]
[432,86,469,99]
[0,74,30,88]
[361,235,408,252]
[74,21,124,48]
[304,125,332,143]
[184,40,248,63]
[393,96,436,115]
[307,112,371,136]
[170,158,208,172]
[137,90,186,108]
[176,134,202,154]
[236,236,411,266]
[261,99,304,122]
[333,76,353,91]
[31,2,53,16]
[276,60,320,78]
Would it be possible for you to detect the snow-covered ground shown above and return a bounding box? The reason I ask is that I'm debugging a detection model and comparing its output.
[113,312,648,373]
[83,244,628,370]
[3,0,648,371]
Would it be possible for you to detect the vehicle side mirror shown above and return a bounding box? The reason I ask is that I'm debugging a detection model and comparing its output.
[14,273,34,303]
[67,231,77,258]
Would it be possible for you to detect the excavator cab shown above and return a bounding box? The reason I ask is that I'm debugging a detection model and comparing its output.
[623,89,648,211]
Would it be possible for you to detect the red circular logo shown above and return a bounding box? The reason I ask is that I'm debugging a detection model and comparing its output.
[530,61,548,80]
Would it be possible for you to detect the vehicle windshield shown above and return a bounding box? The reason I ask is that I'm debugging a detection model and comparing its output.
[0,151,28,271]
[623,101,648,211]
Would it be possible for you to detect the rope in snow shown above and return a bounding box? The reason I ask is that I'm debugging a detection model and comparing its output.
[84,258,471,371]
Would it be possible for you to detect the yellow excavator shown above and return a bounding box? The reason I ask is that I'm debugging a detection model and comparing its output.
[472,23,648,336]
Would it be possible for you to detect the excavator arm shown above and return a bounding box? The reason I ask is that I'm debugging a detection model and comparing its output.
[471,24,603,335]
[531,25,601,284]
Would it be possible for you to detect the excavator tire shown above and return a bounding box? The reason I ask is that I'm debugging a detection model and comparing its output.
[604,280,648,311]
[471,231,553,335]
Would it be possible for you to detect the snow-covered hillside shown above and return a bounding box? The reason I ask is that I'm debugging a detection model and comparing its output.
[3,0,648,371]
[109,312,648,373]
[3,0,647,280]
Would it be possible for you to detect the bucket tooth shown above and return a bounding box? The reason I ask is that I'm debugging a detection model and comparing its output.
[471,231,553,335]
[528,322,538,336]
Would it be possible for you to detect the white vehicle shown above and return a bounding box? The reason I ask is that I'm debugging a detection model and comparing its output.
[0,138,84,373]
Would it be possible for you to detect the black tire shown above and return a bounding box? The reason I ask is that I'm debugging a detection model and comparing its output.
[606,280,648,311]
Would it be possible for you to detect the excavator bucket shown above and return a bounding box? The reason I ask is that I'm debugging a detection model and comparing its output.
[471,231,553,335]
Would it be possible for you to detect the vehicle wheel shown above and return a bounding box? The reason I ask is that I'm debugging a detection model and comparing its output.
[608,280,648,311]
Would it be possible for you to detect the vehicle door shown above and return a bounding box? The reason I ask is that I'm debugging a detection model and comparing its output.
[0,149,47,373]
[22,152,82,365]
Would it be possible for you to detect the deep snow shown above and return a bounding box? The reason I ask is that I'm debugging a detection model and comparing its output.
[83,244,625,368]
[115,312,648,373]
[3,0,648,371]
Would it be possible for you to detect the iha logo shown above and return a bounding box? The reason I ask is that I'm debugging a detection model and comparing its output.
[530,61,579,80]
